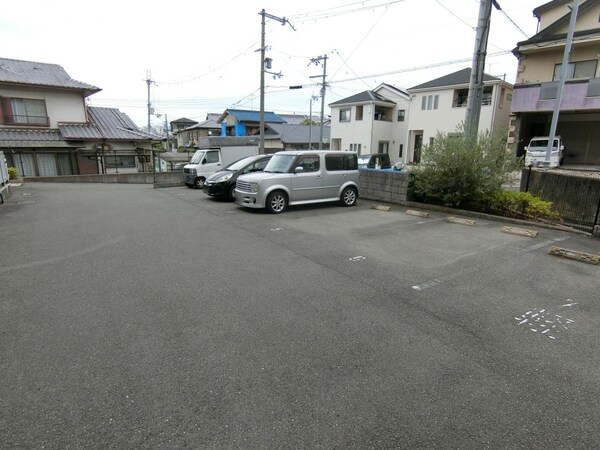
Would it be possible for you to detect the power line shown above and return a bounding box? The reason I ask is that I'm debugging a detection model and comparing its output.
[289,0,406,21]
[493,1,530,39]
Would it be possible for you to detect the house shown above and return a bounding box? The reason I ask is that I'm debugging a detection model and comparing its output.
[0,57,157,176]
[173,114,221,149]
[407,68,513,163]
[218,109,285,138]
[170,117,198,133]
[329,83,410,160]
[266,123,330,150]
[510,0,600,165]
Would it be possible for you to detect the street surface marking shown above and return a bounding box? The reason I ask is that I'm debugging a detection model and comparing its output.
[22,192,31,196]
[412,279,443,291]
[270,227,284,231]
[349,256,366,262]
[523,236,569,252]
[17,201,35,205]
[516,301,578,340]
[0,236,125,274]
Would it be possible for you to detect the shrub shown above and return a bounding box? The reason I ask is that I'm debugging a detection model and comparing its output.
[8,167,18,179]
[488,191,561,222]
[409,126,520,210]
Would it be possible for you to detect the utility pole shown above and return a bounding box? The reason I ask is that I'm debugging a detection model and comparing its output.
[145,70,155,133]
[546,0,579,164]
[308,95,319,149]
[258,10,294,154]
[465,0,497,139]
[309,55,328,149]
[165,113,170,152]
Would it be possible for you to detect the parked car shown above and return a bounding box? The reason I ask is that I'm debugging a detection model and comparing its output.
[357,153,391,169]
[524,136,565,168]
[183,146,259,189]
[204,154,272,201]
[235,150,359,214]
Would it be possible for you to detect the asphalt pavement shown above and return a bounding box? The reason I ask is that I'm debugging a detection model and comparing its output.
[1,183,599,448]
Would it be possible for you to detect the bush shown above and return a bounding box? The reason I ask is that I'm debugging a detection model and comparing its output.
[488,191,561,222]
[409,126,520,210]
[8,167,18,179]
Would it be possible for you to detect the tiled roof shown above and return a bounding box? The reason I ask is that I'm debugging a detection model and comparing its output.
[0,128,80,148]
[59,107,159,141]
[170,117,197,124]
[0,57,100,95]
[219,109,285,124]
[181,119,221,131]
[409,68,500,91]
[329,90,396,106]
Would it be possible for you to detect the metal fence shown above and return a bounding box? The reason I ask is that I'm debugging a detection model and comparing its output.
[0,151,9,186]
[522,168,600,232]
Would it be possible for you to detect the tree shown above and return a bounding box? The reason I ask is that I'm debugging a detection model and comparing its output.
[299,118,319,126]
[409,125,519,210]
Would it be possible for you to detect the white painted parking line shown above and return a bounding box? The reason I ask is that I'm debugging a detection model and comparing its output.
[270,227,284,231]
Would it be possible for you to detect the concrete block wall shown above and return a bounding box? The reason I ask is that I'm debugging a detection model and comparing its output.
[359,169,409,205]
[22,172,184,186]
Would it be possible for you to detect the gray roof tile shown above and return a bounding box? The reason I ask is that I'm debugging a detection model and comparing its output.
[409,68,499,91]
[0,57,100,95]
[329,90,396,106]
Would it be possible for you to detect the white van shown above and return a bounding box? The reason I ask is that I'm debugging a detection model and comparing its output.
[183,146,259,189]
[235,150,360,214]
[524,136,565,168]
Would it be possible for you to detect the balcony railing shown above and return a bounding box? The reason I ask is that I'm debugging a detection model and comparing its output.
[453,94,492,108]
[3,115,50,127]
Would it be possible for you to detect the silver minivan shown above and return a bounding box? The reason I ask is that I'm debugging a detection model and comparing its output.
[235,150,359,213]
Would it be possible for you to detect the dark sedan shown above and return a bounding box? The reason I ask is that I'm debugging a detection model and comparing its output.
[204,154,272,201]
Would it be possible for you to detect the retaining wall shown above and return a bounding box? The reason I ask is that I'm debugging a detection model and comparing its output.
[359,169,409,204]
[22,172,184,187]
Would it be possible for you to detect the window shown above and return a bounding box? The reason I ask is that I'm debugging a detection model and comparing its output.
[339,108,350,122]
[2,97,48,126]
[553,60,598,81]
[297,155,320,172]
[399,144,403,158]
[397,109,405,121]
[330,154,357,170]
[356,105,363,121]
[421,95,439,110]
[205,151,220,164]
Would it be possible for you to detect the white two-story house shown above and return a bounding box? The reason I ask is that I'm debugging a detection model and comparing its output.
[329,83,410,161]
[406,68,513,163]
[0,57,157,176]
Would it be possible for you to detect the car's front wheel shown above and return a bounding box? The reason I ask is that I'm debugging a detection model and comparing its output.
[341,186,357,206]
[228,185,236,201]
[194,177,205,189]
[266,191,287,214]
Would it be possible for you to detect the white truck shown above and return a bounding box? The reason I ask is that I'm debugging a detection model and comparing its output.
[183,141,260,189]
[524,136,565,168]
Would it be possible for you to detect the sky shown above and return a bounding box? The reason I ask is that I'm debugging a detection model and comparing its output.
[1,0,543,130]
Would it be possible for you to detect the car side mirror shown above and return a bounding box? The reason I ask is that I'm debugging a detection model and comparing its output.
[202,158,207,165]
[560,145,564,151]
[294,166,304,173]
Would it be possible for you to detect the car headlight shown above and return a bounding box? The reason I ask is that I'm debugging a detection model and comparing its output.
[251,183,259,193]
[218,173,233,183]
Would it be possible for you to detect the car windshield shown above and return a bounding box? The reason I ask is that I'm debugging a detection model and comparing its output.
[357,156,370,164]
[225,156,258,171]
[264,154,296,173]
[190,150,206,164]
[530,139,558,148]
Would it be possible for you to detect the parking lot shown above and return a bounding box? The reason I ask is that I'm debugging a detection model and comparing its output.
[1,182,600,448]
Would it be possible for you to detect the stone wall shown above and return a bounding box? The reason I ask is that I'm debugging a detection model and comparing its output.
[359,169,409,204]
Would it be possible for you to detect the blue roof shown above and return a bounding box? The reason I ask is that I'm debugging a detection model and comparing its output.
[221,109,285,124]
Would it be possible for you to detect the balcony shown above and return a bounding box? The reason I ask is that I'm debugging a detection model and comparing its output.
[512,78,600,113]
[3,114,50,127]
